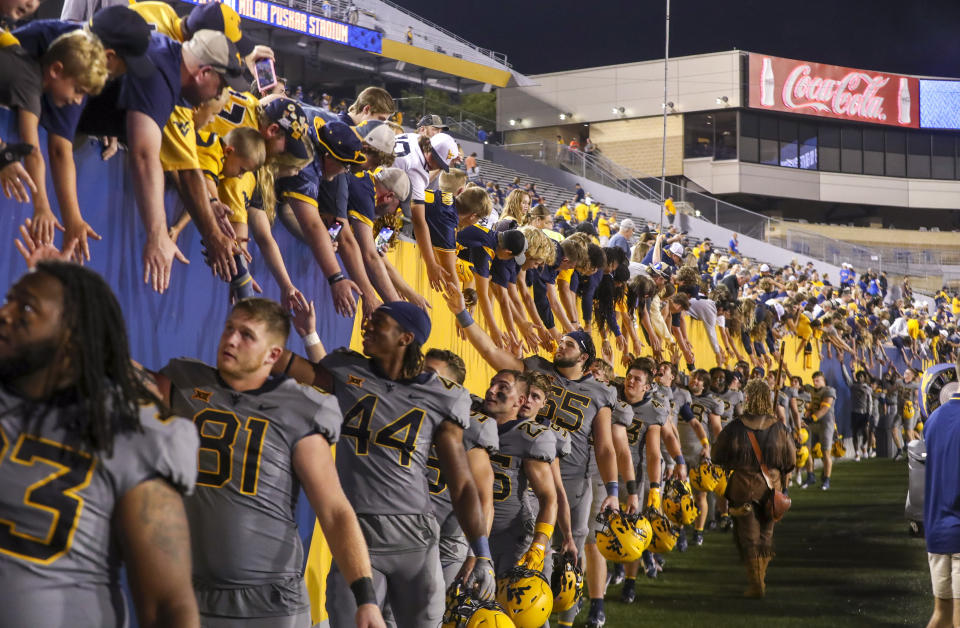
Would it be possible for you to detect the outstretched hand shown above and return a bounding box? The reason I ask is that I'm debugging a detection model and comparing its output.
[15,218,77,268]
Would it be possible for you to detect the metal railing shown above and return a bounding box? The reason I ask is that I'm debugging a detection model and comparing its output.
[370,0,510,67]
[394,96,496,143]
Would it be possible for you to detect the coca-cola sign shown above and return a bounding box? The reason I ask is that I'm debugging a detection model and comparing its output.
[747,53,919,128]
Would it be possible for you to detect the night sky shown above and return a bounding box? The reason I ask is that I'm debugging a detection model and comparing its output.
[398,0,960,78]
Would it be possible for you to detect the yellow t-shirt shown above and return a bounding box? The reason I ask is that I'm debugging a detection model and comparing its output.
[196,130,224,184]
[575,203,589,223]
[129,1,185,41]
[195,130,256,225]
[597,217,611,238]
[907,318,921,340]
[555,205,571,222]
[206,89,261,136]
[557,268,574,285]
[951,297,960,315]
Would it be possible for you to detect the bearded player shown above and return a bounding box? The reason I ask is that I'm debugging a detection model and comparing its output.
[277,302,496,627]
[145,298,385,628]
[0,249,200,627]
[442,281,620,627]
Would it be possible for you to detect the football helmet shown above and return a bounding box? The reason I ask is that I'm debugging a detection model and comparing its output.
[495,566,552,628]
[595,510,650,563]
[551,553,583,613]
[795,427,809,445]
[690,460,719,492]
[710,465,728,497]
[797,445,810,467]
[663,479,698,526]
[647,509,679,553]
[443,583,515,628]
[920,363,959,420]
[831,437,846,458]
[812,442,823,458]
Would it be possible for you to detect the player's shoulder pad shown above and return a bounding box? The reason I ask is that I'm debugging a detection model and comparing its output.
[823,386,837,398]
[522,354,553,374]
[612,400,633,427]
[651,392,670,416]
[161,357,216,386]
[517,420,556,462]
[466,411,499,454]
[109,404,200,497]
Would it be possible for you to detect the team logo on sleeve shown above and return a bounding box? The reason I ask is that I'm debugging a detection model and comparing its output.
[192,388,213,403]
[347,375,366,387]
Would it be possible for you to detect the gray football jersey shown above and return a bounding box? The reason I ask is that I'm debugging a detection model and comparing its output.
[522,356,617,480]
[625,393,668,461]
[808,385,837,424]
[428,406,498,537]
[322,350,471,515]
[491,419,556,533]
[715,389,743,422]
[162,358,340,591]
[0,389,197,628]
[690,392,723,424]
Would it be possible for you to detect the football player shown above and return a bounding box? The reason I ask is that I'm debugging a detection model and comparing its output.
[277,302,495,627]
[422,349,498,587]
[710,368,743,531]
[687,369,722,543]
[0,247,200,627]
[801,371,837,490]
[442,281,620,628]
[483,370,558,576]
[146,298,385,628]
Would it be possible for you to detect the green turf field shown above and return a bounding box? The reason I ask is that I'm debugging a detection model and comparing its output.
[566,459,930,627]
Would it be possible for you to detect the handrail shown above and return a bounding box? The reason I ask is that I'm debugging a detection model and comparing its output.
[371,0,511,67]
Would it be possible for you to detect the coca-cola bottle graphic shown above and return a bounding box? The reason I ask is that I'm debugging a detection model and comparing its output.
[761,57,775,107]
[898,77,911,125]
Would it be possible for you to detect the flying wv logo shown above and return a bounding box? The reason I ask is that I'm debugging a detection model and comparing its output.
[506,584,532,604]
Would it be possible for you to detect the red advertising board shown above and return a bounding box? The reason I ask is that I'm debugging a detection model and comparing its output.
[747,53,919,128]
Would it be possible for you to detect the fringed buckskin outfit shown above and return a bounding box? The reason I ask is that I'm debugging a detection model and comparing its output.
[712,415,796,597]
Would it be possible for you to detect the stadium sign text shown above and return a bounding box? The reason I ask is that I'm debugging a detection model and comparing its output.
[179,0,383,53]
[747,53,919,128]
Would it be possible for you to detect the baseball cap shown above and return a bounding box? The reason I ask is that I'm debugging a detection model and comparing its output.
[760,263,770,272]
[377,301,431,345]
[354,119,396,155]
[498,229,528,266]
[565,330,596,366]
[417,114,448,130]
[429,133,458,172]
[182,29,247,90]
[261,97,311,160]
[668,242,685,257]
[373,168,411,214]
[185,1,253,57]
[647,262,671,279]
[89,6,155,78]
[314,119,365,164]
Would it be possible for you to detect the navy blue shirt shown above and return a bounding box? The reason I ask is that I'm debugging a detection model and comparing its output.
[13,20,85,140]
[924,395,960,554]
[78,33,182,138]
[457,224,497,279]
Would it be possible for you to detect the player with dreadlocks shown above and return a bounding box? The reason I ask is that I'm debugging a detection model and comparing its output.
[0,229,200,627]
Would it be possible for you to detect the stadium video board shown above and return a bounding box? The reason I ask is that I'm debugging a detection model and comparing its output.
[919,80,960,130]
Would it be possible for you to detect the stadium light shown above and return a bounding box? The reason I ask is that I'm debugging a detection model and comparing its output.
[612,106,625,115]
[559,112,573,120]
[716,96,729,106]
[509,118,522,126]
[663,101,675,111]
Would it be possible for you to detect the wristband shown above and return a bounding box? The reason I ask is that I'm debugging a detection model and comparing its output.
[0,142,32,169]
[470,536,492,559]
[327,272,345,285]
[534,522,554,539]
[649,481,661,489]
[605,481,619,498]
[350,576,376,607]
[626,480,639,496]
[700,438,710,447]
[455,309,475,328]
[302,331,321,347]
[675,455,686,466]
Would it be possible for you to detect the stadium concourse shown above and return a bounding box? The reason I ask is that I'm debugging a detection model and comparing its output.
[0,2,952,628]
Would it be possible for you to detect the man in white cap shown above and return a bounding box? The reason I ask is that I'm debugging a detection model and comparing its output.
[609,218,635,255]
